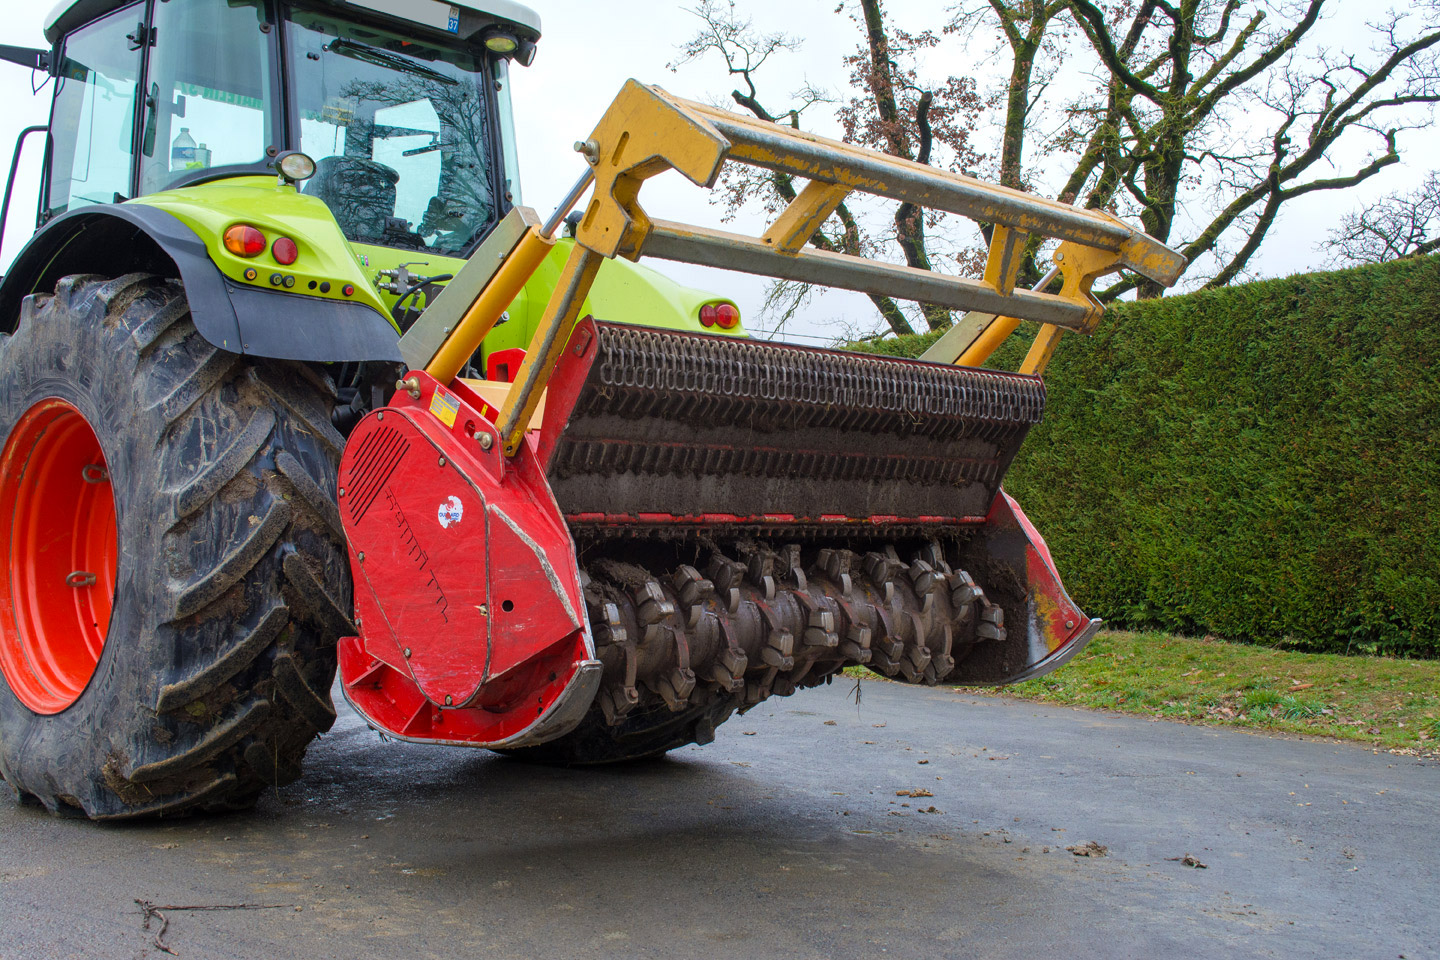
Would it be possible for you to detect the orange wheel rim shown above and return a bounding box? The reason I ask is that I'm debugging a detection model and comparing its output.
[0,399,118,714]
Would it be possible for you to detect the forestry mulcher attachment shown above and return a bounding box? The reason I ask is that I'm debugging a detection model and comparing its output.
[336,82,1185,763]
[0,0,1181,819]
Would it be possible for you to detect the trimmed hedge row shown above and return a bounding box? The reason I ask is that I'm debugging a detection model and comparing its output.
[854,256,1440,657]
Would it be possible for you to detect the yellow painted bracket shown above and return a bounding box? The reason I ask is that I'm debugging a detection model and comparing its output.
[574,80,731,261]
[762,180,852,255]
[430,77,1191,448]
[961,214,1188,374]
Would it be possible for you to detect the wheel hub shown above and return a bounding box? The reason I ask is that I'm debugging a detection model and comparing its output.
[0,399,118,714]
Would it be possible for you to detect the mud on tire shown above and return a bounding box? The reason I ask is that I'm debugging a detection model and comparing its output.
[0,274,352,819]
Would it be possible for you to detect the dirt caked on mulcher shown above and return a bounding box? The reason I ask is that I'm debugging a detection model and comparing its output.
[0,0,1183,818]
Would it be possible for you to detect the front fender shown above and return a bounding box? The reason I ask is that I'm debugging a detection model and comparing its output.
[0,205,401,363]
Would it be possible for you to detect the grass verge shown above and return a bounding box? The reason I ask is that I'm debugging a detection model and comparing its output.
[949,630,1439,756]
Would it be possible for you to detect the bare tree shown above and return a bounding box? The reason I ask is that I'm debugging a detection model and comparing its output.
[680,0,1440,332]
[1045,1,1440,296]
[1323,171,1440,264]
[672,0,984,335]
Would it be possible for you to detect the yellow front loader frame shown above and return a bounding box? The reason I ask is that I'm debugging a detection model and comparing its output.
[402,80,1188,457]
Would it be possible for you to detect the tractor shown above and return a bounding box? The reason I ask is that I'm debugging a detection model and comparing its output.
[0,0,1183,820]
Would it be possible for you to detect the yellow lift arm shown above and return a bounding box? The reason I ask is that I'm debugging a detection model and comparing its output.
[399,80,1188,457]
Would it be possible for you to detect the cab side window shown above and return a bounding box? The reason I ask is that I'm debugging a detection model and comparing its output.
[47,4,143,216]
[136,0,274,195]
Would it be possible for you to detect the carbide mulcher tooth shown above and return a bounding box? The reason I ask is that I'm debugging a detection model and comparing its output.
[705,553,745,614]
[672,565,713,606]
[915,542,951,574]
[869,632,904,675]
[755,598,795,670]
[976,599,1006,641]
[789,588,838,650]
[863,551,899,605]
[672,565,713,628]
[709,618,748,691]
[948,569,982,611]
[872,633,904,662]
[587,600,626,645]
[908,560,942,599]
[655,663,697,712]
[745,550,777,600]
[711,650,747,692]
[925,623,955,682]
[761,641,795,670]
[598,683,640,724]
[839,622,872,663]
[896,612,932,682]
[803,607,838,649]
[634,581,674,625]
[816,548,854,597]
[772,675,796,697]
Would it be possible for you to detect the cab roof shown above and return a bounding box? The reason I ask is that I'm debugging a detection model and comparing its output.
[44,0,542,45]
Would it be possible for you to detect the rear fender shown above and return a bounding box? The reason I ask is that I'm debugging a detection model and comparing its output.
[0,205,401,363]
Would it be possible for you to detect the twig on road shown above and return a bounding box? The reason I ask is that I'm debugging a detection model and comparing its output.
[135,899,289,956]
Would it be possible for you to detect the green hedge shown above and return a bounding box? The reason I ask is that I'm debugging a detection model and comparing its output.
[854,256,1440,657]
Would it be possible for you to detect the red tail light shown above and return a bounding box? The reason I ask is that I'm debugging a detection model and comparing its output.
[714,303,740,329]
[272,236,298,265]
[223,224,266,257]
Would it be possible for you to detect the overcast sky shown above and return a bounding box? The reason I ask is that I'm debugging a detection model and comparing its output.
[1,0,1433,343]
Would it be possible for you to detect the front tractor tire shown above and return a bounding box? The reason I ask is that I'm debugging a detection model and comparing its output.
[0,274,352,819]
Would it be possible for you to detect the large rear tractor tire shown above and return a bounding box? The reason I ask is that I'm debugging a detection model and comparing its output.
[0,274,352,819]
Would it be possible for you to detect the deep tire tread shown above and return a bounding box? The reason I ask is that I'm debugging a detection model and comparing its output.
[128,701,273,784]
[154,606,290,713]
[273,653,337,734]
[169,407,276,520]
[0,275,352,820]
[276,451,346,545]
[92,774,239,822]
[147,345,241,425]
[170,499,292,620]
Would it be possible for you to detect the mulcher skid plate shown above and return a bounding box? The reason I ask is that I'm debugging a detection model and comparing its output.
[336,320,1098,749]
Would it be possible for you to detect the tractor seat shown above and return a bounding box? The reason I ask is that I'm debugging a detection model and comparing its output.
[304,156,400,244]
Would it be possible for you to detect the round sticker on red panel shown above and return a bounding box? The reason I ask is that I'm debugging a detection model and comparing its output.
[437,495,464,529]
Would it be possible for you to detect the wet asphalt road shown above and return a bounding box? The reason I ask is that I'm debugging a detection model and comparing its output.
[1,678,1436,960]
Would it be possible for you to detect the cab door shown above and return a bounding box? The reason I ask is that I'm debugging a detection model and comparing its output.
[44,2,147,218]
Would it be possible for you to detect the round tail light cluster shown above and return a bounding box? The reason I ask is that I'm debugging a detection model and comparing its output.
[699,301,741,330]
[224,224,300,268]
